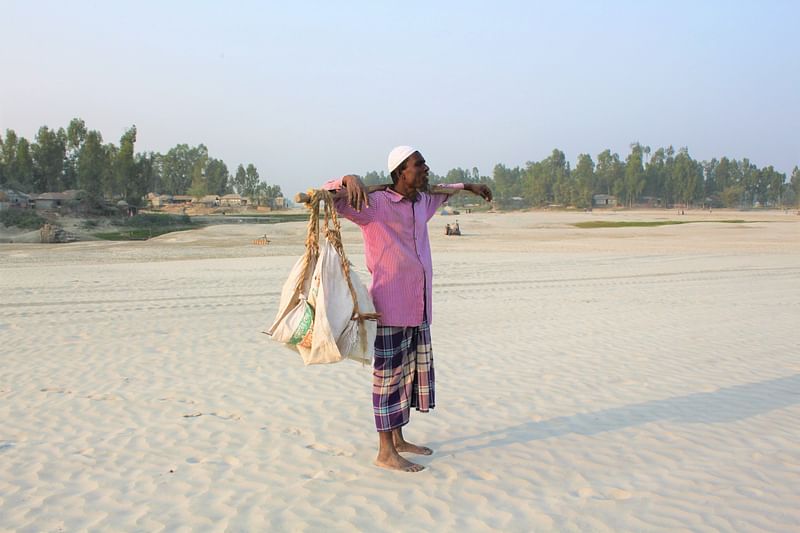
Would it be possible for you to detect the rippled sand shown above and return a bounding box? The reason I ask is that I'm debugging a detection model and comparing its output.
[1,209,799,531]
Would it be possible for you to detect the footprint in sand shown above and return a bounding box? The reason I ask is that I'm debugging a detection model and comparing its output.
[87,393,119,401]
[187,455,240,466]
[209,412,241,420]
[470,469,496,481]
[41,387,72,394]
[305,443,353,457]
[181,411,241,420]
[75,448,94,457]
[160,397,196,405]
[576,487,631,501]
[304,469,358,482]
[607,488,632,500]
[282,427,311,439]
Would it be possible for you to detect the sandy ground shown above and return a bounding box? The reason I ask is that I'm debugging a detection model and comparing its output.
[1,209,799,532]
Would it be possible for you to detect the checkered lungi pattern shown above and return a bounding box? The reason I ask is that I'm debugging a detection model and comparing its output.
[372,322,435,432]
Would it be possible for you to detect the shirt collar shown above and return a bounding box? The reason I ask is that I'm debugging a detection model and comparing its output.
[385,188,419,203]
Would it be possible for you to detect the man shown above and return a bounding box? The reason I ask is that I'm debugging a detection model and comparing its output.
[323,146,492,472]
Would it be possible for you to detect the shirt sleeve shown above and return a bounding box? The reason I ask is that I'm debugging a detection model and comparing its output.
[426,183,465,218]
[321,178,376,226]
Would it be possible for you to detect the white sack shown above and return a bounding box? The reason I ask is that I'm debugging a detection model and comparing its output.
[266,236,376,366]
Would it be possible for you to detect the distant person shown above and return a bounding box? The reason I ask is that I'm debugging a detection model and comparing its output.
[323,146,492,472]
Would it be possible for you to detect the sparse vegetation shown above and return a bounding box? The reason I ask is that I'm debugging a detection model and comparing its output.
[115,213,192,228]
[92,213,200,240]
[574,220,748,229]
[0,209,46,229]
[94,227,197,240]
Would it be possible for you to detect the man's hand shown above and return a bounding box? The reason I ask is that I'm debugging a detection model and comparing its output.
[465,183,493,202]
[341,174,369,211]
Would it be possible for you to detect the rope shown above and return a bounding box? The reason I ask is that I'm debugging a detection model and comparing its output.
[301,189,380,354]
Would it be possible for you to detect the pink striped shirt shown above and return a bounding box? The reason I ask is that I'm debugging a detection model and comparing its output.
[323,179,464,326]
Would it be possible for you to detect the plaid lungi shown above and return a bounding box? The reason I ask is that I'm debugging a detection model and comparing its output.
[372,322,435,432]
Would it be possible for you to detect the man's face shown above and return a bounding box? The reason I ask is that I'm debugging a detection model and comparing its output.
[399,152,430,191]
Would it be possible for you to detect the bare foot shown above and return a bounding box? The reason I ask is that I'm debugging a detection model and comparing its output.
[374,453,425,472]
[394,441,433,456]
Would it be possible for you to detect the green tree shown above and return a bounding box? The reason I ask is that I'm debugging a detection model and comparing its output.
[31,126,66,192]
[791,166,800,207]
[0,130,18,188]
[15,138,35,193]
[116,126,142,204]
[253,181,284,206]
[233,164,247,195]
[492,163,522,205]
[205,158,230,196]
[63,118,87,190]
[444,167,470,184]
[78,131,106,209]
[522,160,547,206]
[521,150,570,206]
[136,152,161,200]
[623,143,646,207]
[673,148,703,207]
[644,147,668,202]
[0,134,5,187]
[720,185,744,208]
[160,144,207,195]
[761,166,786,207]
[242,164,260,198]
[362,171,387,185]
[573,153,595,208]
[740,158,759,207]
[714,157,735,192]
[187,145,209,197]
[596,149,624,198]
[103,142,119,199]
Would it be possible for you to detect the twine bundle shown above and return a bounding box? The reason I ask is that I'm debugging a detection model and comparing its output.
[298,189,380,354]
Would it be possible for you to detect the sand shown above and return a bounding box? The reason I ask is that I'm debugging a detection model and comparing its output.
[1,209,799,532]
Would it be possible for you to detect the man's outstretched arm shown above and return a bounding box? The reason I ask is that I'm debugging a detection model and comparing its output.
[463,183,493,202]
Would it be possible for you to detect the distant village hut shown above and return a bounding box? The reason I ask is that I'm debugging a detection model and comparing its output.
[33,190,86,212]
[196,195,220,207]
[147,192,172,208]
[593,194,617,208]
[33,192,68,210]
[116,200,138,217]
[170,195,193,205]
[0,189,31,210]
[220,194,247,207]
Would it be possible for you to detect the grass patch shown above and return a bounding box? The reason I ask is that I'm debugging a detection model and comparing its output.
[574,220,747,229]
[95,213,202,240]
[116,213,193,227]
[80,219,100,229]
[0,209,46,229]
[93,226,198,240]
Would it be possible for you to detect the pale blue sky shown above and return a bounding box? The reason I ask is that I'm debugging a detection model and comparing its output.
[2,1,798,193]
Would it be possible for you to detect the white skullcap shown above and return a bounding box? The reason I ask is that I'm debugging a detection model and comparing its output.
[387,145,418,173]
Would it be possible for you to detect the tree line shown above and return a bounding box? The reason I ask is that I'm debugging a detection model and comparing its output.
[366,144,799,209]
[3,120,797,210]
[0,118,282,209]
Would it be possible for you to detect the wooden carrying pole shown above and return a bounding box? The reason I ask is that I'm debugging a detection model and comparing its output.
[294,184,459,205]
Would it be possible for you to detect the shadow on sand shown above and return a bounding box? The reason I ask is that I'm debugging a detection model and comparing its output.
[431,374,800,456]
